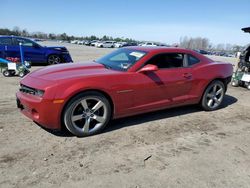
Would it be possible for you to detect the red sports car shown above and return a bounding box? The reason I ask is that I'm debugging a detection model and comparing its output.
[16,47,233,137]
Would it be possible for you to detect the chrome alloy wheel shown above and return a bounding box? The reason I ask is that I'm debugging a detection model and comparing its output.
[48,55,61,64]
[205,83,224,109]
[69,97,108,135]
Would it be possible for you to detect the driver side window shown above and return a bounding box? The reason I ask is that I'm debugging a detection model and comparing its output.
[15,38,36,47]
[146,53,184,69]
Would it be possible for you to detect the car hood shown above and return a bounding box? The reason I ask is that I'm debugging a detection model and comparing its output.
[29,62,119,81]
[45,46,68,51]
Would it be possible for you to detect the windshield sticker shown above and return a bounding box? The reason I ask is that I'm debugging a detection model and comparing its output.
[129,52,144,58]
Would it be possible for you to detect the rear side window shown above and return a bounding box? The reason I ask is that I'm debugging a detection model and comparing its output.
[146,53,184,69]
[0,37,12,45]
[188,55,200,66]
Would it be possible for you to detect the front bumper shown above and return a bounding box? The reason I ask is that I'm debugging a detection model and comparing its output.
[16,91,63,130]
[61,53,73,63]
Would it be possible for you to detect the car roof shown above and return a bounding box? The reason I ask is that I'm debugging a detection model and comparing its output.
[125,46,194,53]
[0,35,29,39]
[125,46,214,63]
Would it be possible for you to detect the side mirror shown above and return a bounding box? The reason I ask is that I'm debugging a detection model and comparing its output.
[138,64,158,73]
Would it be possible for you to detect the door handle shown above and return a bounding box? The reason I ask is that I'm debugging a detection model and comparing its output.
[183,73,192,79]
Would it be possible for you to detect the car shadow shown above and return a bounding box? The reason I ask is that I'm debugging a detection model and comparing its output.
[103,94,238,134]
[42,94,237,137]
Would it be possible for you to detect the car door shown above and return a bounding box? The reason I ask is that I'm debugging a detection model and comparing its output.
[13,38,45,63]
[0,37,14,58]
[129,53,193,111]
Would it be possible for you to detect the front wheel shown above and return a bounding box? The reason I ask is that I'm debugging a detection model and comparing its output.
[47,55,61,65]
[63,92,111,137]
[201,80,225,111]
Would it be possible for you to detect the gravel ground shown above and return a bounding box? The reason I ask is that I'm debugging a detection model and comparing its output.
[0,42,250,188]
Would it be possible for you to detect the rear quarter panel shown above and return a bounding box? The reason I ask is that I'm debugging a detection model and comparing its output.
[190,61,233,101]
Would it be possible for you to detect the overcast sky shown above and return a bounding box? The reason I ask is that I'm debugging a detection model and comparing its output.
[2,0,250,45]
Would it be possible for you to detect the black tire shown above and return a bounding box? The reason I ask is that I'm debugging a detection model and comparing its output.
[19,71,25,78]
[63,91,111,137]
[231,80,239,87]
[201,80,225,111]
[247,84,250,90]
[3,70,10,77]
[47,55,61,65]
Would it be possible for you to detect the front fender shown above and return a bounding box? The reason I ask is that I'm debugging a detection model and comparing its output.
[54,79,114,103]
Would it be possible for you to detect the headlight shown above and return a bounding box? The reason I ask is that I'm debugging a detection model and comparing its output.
[19,84,45,97]
[35,89,45,97]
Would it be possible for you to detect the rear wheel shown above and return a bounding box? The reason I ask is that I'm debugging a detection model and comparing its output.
[3,70,10,77]
[18,71,25,78]
[63,91,111,137]
[47,55,61,65]
[247,83,250,90]
[201,80,225,111]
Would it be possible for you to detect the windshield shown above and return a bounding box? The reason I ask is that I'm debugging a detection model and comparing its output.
[96,48,147,71]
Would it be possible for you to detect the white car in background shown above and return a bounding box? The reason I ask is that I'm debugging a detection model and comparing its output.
[70,40,79,44]
[96,41,116,48]
[115,42,127,48]
[140,42,158,47]
[90,40,100,46]
[77,40,85,45]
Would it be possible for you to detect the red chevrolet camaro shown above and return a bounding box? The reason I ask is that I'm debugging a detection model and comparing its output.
[16,47,233,137]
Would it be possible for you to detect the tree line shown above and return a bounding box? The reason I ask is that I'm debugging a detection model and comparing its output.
[179,36,244,52]
[0,27,136,42]
[0,27,244,52]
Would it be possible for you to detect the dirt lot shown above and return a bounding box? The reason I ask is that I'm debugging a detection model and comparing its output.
[1,42,250,188]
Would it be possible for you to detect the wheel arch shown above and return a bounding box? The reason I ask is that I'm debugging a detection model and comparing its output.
[199,77,230,104]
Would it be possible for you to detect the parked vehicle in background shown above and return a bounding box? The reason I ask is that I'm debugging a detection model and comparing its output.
[96,41,116,48]
[84,41,92,46]
[115,42,127,48]
[123,42,138,47]
[70,40,78,44]
[0,36,73,65]
[140,42,158,47]
[16,47,233,137]
[77,40,85,45]
[195,49,209,55]
[90,40,100,46]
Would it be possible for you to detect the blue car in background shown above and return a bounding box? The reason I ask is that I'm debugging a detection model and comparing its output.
[0,36,73,64]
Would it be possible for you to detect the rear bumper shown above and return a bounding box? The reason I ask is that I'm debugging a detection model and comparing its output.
[16,91,62,130]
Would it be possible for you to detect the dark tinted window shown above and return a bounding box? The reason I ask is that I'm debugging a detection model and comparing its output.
[188,55,200,66]
[146,53,184,69]
[0,37,12,45]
